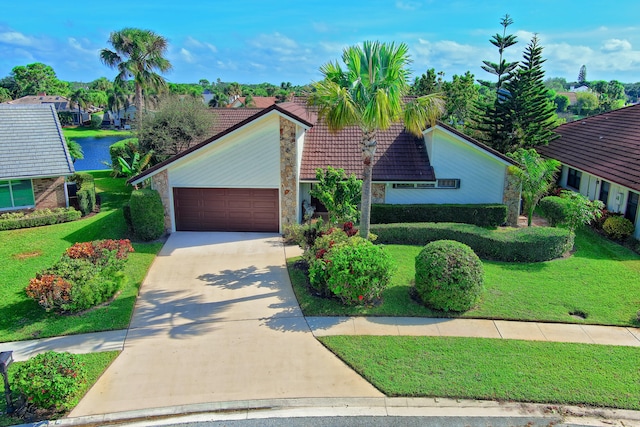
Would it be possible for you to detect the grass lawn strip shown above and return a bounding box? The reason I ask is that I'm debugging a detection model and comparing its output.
[320,335,640,410]
[0,171,162,342]
[0,351,119,426]
[289,227,640,326]
[62,128,133,139]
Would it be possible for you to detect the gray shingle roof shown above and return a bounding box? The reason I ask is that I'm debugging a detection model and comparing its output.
[0,104,74,180]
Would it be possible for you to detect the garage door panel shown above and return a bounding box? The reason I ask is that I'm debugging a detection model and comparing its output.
[174,188,279,232]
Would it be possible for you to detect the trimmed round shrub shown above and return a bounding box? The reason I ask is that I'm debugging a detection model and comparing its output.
[130,188,165,241]
[307,229,353,297]
[323,239,395,305]
[13,351,87,410]
[415,240,484,312]
[603,215,635,240]
[538,196,571,227]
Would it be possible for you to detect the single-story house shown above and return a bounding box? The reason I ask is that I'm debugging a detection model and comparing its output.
[0,104,75,211]
[538,103,640,239]
[5,94,91,125]
[227,96,277,108]
[129,102,520,233]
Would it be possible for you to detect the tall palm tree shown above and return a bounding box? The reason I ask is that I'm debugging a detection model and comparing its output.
[308,41,445,238]
[69,88,89,125]
[100,28,172,121]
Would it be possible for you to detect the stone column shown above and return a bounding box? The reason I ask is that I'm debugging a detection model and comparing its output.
[280,117,297,231]
[503,168,521,227]
[151,170,172,232]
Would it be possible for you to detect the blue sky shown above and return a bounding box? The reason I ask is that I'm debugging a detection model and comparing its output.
[2,0,640,85]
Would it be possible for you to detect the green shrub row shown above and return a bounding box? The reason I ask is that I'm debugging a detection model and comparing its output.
[0,207,81,230]
[129,188,165,241]
[70,172,96,216]
[371,203,508,227]
[371,222,574,262]
[537,196,570,226]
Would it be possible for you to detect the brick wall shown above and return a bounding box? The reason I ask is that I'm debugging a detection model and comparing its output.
[33,177,67,209]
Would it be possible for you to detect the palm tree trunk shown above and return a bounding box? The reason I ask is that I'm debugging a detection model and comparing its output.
[134,83,143,124]
[359,132,377,239]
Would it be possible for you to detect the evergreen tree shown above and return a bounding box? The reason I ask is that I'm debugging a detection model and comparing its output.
[472,14,519,152]
[577,65,587,85]
[503,35,559,150]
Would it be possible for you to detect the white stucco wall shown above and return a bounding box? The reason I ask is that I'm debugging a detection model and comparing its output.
[169,114,281,188]
[559,165,640,239]
[386,127,508,205]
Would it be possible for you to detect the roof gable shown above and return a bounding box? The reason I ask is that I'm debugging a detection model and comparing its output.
[538,104,640,192]
[0,104,74,180]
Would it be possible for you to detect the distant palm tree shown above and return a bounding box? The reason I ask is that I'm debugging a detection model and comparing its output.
[69,88,89,125]
[100,28,172,121]
[308,41,445,238]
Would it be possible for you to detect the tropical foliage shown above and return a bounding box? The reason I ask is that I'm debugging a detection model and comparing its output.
[308,41,444,238]
[310,166,362,225]
[100,28,172,119]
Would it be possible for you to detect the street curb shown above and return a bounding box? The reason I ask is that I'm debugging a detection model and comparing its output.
[12,397,640,427]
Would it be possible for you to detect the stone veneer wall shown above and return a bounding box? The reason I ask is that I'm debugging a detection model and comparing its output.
[372,183,386,204]
[280,117,297,230]
[151,170,172,231]
[33,177,67,209]
[503,169,521,226]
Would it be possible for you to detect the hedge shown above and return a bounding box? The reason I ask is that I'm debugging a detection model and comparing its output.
[70,172,96,216]
[129,188,165,241]
[0,207,81,231]
[538,196,571,226]
[371,222,574,262]
[371,204,508,227]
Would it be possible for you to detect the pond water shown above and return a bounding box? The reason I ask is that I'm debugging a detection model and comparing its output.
[72,136,128,171]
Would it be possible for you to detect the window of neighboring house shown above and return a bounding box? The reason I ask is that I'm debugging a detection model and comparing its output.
[567,168,582,190]
[625,191,639,225]
[0,179,35,210]
[598,181,610,205]
[392,179,460,190]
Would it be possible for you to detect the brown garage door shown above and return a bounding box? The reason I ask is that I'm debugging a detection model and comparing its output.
[173,188,279,232]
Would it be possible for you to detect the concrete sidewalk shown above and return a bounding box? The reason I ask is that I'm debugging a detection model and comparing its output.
[1,316,638,363]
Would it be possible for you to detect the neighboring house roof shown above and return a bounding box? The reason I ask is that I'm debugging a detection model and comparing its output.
[228,96,277,108]
[0,104,75,180]
[130,100,513,184]
[538,103,640,193]
[6,95,72,111]
[557,92,578,105]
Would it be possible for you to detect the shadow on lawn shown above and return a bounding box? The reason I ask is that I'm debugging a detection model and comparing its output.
[63,210,129,244]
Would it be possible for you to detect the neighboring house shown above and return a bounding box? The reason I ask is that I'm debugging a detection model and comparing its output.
[129,102,520,233]
[227,96,277,108]
[0,104,75,211]
[556,91,578,106]
[538,104,640,239]
[5,94,91,125]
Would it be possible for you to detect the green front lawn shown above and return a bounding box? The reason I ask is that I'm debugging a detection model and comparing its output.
[0,351,119,426]
[320,335,640,410]
[0,171,162,342]
[62,127,132,139]
[290,228,640,326]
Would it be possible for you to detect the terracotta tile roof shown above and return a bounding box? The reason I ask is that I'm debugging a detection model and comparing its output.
[229,96,277,108]
[538,104,640,192]
[206,108,263,138]
[300,121,435,181]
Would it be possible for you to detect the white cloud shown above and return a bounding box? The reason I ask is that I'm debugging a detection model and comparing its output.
[67,37,98,56]
[249,32,298,56]
[0,31,34,47]
[601,38,632,53]
[180,48,195,63]
[396,1,422,11]
[184,36,217,53]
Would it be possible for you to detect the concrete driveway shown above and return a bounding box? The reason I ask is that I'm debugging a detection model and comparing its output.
[71,232,381,417]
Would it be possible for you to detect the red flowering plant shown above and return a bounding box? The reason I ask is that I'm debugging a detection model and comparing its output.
[25,274,72,312]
